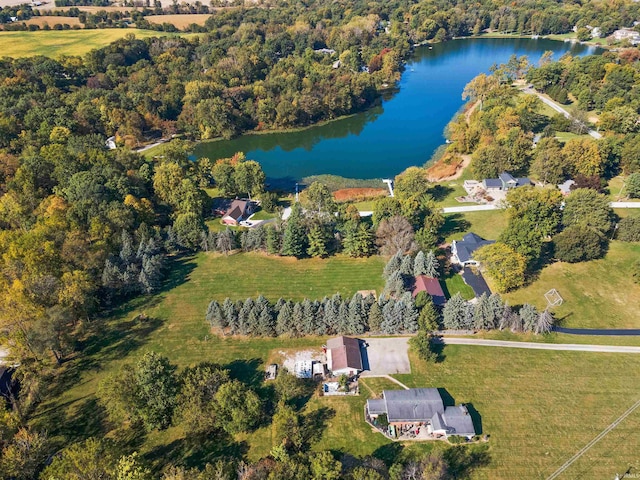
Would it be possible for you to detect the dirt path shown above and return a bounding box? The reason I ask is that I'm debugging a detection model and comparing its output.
[362,374,410,390]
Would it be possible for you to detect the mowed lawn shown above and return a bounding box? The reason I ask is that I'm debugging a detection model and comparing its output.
[0,29,196,58]
[396,348,640,479]
[502,241,640,329]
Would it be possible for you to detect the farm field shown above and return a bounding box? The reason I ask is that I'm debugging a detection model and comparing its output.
[0,28,196,57]
[144,14,212,28]
[22,15,81,27]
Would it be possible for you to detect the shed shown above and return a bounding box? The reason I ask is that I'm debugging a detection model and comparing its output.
[412,275,446,306]
[326,336,363,376]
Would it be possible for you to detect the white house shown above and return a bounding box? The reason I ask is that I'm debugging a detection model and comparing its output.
[451,232,494,266]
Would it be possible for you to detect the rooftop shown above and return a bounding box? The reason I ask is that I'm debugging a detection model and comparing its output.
[412,275,446,306]
[382,388,445,423]
[327,336,363,372]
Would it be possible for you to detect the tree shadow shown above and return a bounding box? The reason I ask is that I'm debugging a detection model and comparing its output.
[440,214,470,240]
[430,185,455,203]
[371,442,404,466]
[430,339,447,363]
[299,406,336,448]
[225,358,264,389]
[443,444,491,478]
[465,403,483,435]
[144,431,248,474]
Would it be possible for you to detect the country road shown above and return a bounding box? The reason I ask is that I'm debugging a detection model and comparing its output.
[521,86,602,139]
[435,337,640,353]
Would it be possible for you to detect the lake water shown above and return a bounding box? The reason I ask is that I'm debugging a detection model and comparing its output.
[193,38,599,182]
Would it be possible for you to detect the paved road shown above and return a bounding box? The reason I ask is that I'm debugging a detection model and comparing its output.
[442,204,498,213]
[522,87,602,139]
[611,201,640,208]
[553,326,640,336]
[435,337,640,353]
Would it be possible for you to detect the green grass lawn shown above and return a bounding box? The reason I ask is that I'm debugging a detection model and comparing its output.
[442,272,475,300]
[249,207,278,221]
[442,209,509,243]
[554,131,590,143]
[0,29,197,58]
[395,347,640,479]
[501,241,640,329]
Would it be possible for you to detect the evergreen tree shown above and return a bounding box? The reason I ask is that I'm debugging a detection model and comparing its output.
[301,298,316,335]
[274,297,286,313]
[223,298,238,334]
[384,270,405,297]
[402,294,419,333]
[313,301,327,335]
[367,301,383,332]
[247,307,259,336]
[139,254,164,294]
[337,300,349,334]
[473,293,491,330]
[256,304,275,337]
[266,225,281,254]
[443,293,468,330]
[418,296,439,332]
[535,309,554,334]
[519,304,539,332]
[323,294,341,334]
[281,203,307,257]
[238,298,255,335]
[276,302,294,336]
[383,251,403,279]
[343,223,376,257]
[200,230,210,252]
[164,225,178,252]
[292,302,305,336]
[207,230,217,252]
[413,250,427,276]
[216,228,236,255]
[424,251,440,278]
[399,254,414,276]
[102,257,123,294]
[307,224,331,258]
[347,294,366,334]
[206,300,225,328]
[501,304,520,332]
[120,230,136,265]
[381,298,403,333]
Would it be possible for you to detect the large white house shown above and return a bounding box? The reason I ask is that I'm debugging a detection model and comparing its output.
[451,232,494,266]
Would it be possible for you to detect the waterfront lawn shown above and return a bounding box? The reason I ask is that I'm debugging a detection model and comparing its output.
[501,241,640,329]
[395,347,640,479]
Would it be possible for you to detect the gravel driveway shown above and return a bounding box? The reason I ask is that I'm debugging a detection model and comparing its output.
[360,337,411,376]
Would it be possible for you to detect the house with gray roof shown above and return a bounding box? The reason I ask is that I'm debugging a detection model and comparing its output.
[429,405,476,439]
[365,388,476,440]
[482,172,531,192]
[451,233,494,266]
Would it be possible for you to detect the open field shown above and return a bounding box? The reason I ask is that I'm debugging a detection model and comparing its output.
[29,247,640,477]
[396,347,640,478]
[144,14,211,28]
[22,15,82,27]
[501,241,640,329]
[0,29,196,57]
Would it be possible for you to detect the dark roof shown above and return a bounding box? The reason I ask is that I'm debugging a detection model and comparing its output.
[223,200,249,220]
[412,276,446,306]
[453,233,494,263]
[327,336,363,372]
[461,267,492,298]
[516,177,532,186]
[483,178,502,188]
[382,388,444,423]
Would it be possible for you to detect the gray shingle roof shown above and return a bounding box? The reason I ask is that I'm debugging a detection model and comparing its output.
[367,399,387,415]
[442,405,476,437]
[483,178,502,189]
[499,172,516,183]
[453,233,494,263]
[383,388,445,423]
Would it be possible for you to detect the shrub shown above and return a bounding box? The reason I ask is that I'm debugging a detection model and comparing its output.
[617,216,640,242]
[553,225,607,262]
[627,173,640,198]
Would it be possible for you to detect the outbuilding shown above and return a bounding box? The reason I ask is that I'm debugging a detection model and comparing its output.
[326,336,363,376]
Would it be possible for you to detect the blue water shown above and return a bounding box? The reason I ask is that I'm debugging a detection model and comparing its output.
[194,38,599,181]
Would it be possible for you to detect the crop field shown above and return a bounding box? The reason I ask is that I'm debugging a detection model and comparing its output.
[0,28,196,57]
[144,14,212,28]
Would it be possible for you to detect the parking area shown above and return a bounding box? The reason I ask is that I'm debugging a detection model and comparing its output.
[360,337,411,376]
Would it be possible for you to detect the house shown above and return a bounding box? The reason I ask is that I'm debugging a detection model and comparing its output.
[429,405,476,439]
[105,136,117,150]
[412,275,446,306]
[366,388,476,439]
[314,48,336,55]
[558,179,576,196]
[451,233,494,266]
[221,199,254,226]
[326,336,363,376]
[482,172,532,192]
[611,28,640,45]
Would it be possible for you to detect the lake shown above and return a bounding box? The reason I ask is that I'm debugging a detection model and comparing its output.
[193,37,600,182]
